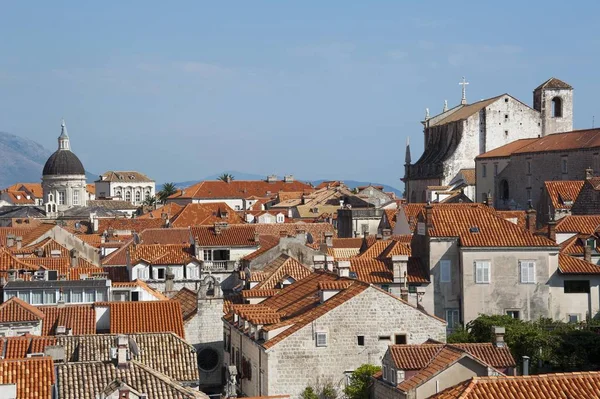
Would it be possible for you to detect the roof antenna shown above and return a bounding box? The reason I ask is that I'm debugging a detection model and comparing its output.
[593,115,595,128]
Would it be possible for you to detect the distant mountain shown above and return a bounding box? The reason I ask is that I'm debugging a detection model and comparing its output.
[161,170,403,197]
[0,131,96,188]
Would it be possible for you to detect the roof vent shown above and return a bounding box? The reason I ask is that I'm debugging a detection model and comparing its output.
[469,226,480,233]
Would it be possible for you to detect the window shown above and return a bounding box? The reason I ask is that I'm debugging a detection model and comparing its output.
[390,368,396,385]
[383,365,388,381]
[58,191,65,205]
[378,336,391,341]
[203,250,213,261]
[504,114,509,120]
[73,190,79,205]
[527,160,531,175]
[157,268,165,280]
[95,290,105,302]
[131,292,139,302]
[70,289,83,303]
[125,191,131,202]
[357,336,365,346]
[568,314,579,323]
[440,260,451,283]
[18,291,30,303]
[500,180,509,200]
[115,190,122,199]
[504,130,509,137]
[316,332,327,347]
[552,97,563,117]
[562,158,568,174]
[446,309,460,328]
[135,191,141,203]
[49,194,54,202]
[494,164,498,176]
[395,334,407,345]
[564,280,590,293]
[44,290,56,304]
[482,164,487,178]
[506,310,520,319]
[31,291,43,305]
[475,261,491,284]
[84,290,95,303]
[520,261,536,284]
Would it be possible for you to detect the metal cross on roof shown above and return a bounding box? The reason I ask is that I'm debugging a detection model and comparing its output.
[459,76,469,105]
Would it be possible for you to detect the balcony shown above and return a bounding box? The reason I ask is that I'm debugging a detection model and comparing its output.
[201,260,237,271]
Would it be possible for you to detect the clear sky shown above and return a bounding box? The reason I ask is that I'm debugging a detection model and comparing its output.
[1,1,599,188]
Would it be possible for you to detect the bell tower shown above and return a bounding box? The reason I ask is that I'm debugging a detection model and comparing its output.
[533,78,573,136]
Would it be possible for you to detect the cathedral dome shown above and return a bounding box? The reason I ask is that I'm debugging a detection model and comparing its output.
[42,120,85,176]
[42,150,85,176]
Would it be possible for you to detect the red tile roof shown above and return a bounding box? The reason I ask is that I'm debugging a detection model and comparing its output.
[170,180,312,200]
[137,202,184,220]
[554,215,600,235]
[38,305,96,336]
[349,257,428,284]
[430,371,600,399]
[102,243,196,266]
[544,180,584,210]
[242,236,281,261]
[191,225,259,247]
[97,218,165,233]
[252,254,312,290]
[558,253,600,274]
[97,301,185,338]
[171,287,198,321]
[397,345,466,392]
[0,297,46,323]
[171,203,244,227]
[138,227,192,244]
[3,190,35,204]
[0,357,55,399]
[476,138,540,159]
[3,183,43,198]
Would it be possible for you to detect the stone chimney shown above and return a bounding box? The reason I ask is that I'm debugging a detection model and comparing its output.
[400,287,409,302]
[485,191,493,207]
[283,175,294,183]
[15,237,22,250]
[254,232,260,244]
[584,242,593,263]
[6,234,15,248]
[586,167,594,180]
[525,205,536,233]
[324,232,333,247]
[337,260,350,278]
[313,255,325,270]
[425,202,433,229]
[266,175,277,183]
[392,255,409,284]
[493,326,506,347]
[547,219,557,242]
[90,212,99,233]
[382,229,392,239]
[165,267,175,292]
[115,335,130,369]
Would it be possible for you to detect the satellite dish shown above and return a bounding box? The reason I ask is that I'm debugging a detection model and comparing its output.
[129,337,140,356]
[133,233,140,245]
[306,232,314,244]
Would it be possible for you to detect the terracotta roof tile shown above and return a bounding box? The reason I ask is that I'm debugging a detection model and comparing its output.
[554,215,600,235]
[457,168,476,185]
[558,253,600,274]
[3,183,43,198]
[138,202,184,220]
[253,254,312,290]
[191,225,259,247]
[103,243,196,266]
[0,297,46,323]
[0,357,55,399]
[241,289,279,298]
[137,227,192,244]
[397,345,466,392]
[331,237,368,249]
[97,170,154,182]
[545,180,584,210]
[97,218,165,233]
[349,257,428,284]
[430,371,600,399]
[3,190,35,204]
[171,203,244,227]
[476,138,540,159]
[11,237,70,257]
[171,180,312,200]
[242,235,281,261]
[171,287,198,321]
[97,301,185,338]
[38,305,96,336]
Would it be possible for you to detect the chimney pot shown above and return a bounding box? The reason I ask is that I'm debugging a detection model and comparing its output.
[547,220,557,242]
[525,207,536,233]
[493,326,506,347]
[425,203,434,229]
[15,236,22,250]
[522,356,530,376]
[586,168,594,180]
[584,242,593,263]
[324,232,334,247]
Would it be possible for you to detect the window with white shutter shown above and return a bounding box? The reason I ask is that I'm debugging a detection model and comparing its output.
[519,261,536,284]
[440,260,451,283]
[475,260,491,284]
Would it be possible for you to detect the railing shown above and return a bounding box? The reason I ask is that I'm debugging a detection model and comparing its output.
[201,260,237,271]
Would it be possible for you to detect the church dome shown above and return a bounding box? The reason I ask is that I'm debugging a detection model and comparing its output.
[42,150,85,176]
[42,120,85,176]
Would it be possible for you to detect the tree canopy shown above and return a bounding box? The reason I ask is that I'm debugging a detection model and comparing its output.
[344,364,381,399]
[158,182,177,204]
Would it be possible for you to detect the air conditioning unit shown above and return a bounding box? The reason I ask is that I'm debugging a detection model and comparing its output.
[34,271,46,281]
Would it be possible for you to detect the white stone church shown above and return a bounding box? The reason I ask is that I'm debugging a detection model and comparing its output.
[403,77,573,203]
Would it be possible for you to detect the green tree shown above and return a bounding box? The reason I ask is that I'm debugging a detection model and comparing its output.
[158,182,177,204]
[143,195,156,206]
[300,387,319,399]
[447,326,472,343]
[218,173,235,182]
[343,364,381,399]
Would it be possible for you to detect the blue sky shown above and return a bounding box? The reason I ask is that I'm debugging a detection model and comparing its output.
[1,1,599,188]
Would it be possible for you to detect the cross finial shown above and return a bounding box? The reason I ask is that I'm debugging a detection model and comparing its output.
[459,76,469,105]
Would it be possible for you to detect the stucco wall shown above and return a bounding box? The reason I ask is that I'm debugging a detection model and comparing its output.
[416,357,487,399]
[549,273,600,321]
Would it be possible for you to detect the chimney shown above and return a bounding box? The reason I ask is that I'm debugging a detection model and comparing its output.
[266,175,277,183]
[90,212,99,233]
[6,234,15,248]
[522,356,530,376]
[547,219,557,242]
[586,167,594,180]
[165,267,175,292]
[392,255,409,284]
[15,237,22,250]
[226,175,232,183]
[313,255,325,270]
[70,249,78,268]
[400,287,409,302]
[324,232,334,247]
[382,229,392,239]
[337,260,350,278]
[525,205,536,233]
[486,191,493,207]
[116,335,130,369]
[425,202,433,229]
[493,326,506,347]
[254,232,260,244]
[35,247,44,257]
[584,242,593,263]
[283,175,294,183]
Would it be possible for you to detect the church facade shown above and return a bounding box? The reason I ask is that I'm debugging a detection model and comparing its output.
[403,78,573,203]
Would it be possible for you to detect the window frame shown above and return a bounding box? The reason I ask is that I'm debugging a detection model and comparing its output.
[445,309,460,328]
[73,190,79,205]
[315,332,328,347]
[519,260,536,284]
[506,310,520,319]
[482,164,487,178]
[474,260,491,284]
[440,260,451,283]
[561,157,568,174]
[568,314,580,323]
[58,191,66,205]
[357,335,365,346]
[564,280,590,294]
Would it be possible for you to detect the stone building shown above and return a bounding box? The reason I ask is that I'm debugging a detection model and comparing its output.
[42,120,88,215]
[475,129,600,212]
[95,170,156,206]
[404,78,573,203]
[223,271,446,398]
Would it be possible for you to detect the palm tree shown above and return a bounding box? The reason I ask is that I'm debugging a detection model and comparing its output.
[218,173,235,182]
[143,195,156,207]
[158,182,177,204]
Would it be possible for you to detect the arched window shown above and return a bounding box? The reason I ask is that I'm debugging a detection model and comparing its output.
[500,180,509,200]
[135,191,141,203]
[552,97,562,118]
[49,194,54,202]
[115,190,122,199]
[125,191,131,202]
